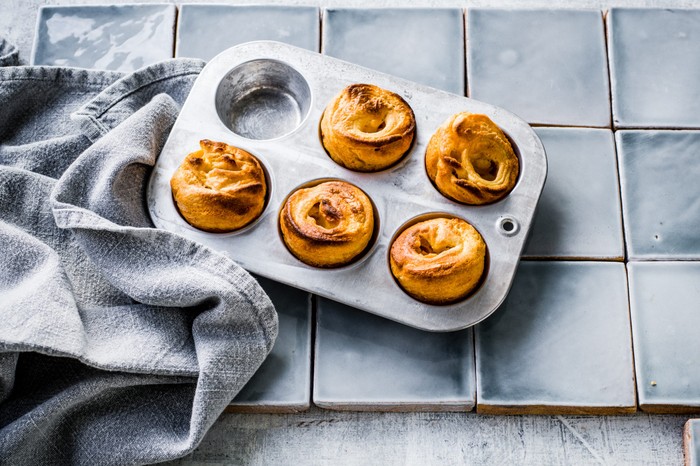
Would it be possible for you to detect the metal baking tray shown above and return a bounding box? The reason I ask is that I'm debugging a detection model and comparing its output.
[147,41,547,331]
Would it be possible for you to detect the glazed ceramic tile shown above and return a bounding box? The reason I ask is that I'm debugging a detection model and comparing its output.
[176,5,319,61]
[32,4,175,71]
[628,263,700,413]
[685,420,700,466]
[476,262,635,414]
[608,8,700,128]
[616,131,700,260]
[228,276,311,413]
[314,298,475,411]
[467,9,610,127]
[323,8,464,94]
[523,128,624,260]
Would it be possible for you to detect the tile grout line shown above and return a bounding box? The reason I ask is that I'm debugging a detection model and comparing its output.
[613,126,700,131]
[317,7,324,54]
[309,293,318,410]
[571,9,647,410]
[601,8,614,131]
[471,326,479,413]
[462,7,468,99]
[529,123,612,129]
[622,263,641,411]
[464,7,471,99]
[310,7,322,411]
[599,7,629,265]
[172,4,179,59]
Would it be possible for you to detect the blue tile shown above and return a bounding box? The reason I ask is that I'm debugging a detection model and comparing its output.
[229,276,311,413]
[608,8,700,128]
[523,128,624,260]
[476,262,635,414]
[629,262,700,413]
[176,5,319,60]
[617,131,700,260]
[314,298,475,411]
[686,420,700,466]
[467,9,610,127]
[32,4,176,71]
[323,8,464,94]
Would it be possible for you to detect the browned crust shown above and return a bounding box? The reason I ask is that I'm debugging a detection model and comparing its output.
[476,403,637,415]
[320,84,416,172]
[389,217,486,305]
[170,139,267,232]
[425,112,519,205]
[279,180,374,268]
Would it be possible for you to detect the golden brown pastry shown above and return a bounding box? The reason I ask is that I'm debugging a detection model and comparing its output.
[320,84,416,172]
[390,217,486,305]
[170,139,267,232]
[280,180,374,268]
[426,112,519,205]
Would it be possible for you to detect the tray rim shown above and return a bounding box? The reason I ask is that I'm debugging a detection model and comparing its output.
[147,40,548,331]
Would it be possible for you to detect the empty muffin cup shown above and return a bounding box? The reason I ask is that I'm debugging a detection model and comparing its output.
[216,59,312,140]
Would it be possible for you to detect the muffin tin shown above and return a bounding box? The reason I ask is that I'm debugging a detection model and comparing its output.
[147,41,547,331]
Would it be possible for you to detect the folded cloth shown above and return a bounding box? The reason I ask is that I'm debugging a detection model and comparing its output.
[0,37,278,465]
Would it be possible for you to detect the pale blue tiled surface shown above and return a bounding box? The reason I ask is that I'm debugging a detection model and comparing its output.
[628,263,700,412]
[617,131,700,260]
[467,8,610,127]
[608,8,700,128]
[314,298,475,411]
[323,8,464,94]
[32,4,176,71]
[176,5,319,60]
[476,262,635,413]
[29,5,700,414]
[523,128,624,260]
[229,276,312,412]
[687,420,700,466]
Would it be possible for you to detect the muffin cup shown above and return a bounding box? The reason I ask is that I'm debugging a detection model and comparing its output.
[388,212,490,305]
[278,178,381,269]
[216,59,311,140]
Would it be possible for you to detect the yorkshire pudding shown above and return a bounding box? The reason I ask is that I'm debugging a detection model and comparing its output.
[426,113,519,205]
[320,84,416,172]
[390,217,486,305]
[170,139,267,232]
[280,180,375,268]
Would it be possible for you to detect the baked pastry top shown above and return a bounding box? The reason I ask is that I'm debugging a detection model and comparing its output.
[426,112,519,205]
[320,84,416,172]
[280,180,374,268]
[170,139,267,233]
[390,217,486,305]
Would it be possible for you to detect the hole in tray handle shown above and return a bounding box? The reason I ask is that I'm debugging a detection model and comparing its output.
[498,217,519,236]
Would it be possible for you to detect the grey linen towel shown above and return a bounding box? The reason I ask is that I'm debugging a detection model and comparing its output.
[0,37,278,465]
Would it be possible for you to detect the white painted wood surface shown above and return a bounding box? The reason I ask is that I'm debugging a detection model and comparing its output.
[169,408,687,464]
[2,0,697,463]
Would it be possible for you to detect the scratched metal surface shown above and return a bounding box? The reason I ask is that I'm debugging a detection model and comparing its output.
[3,0,697,464]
